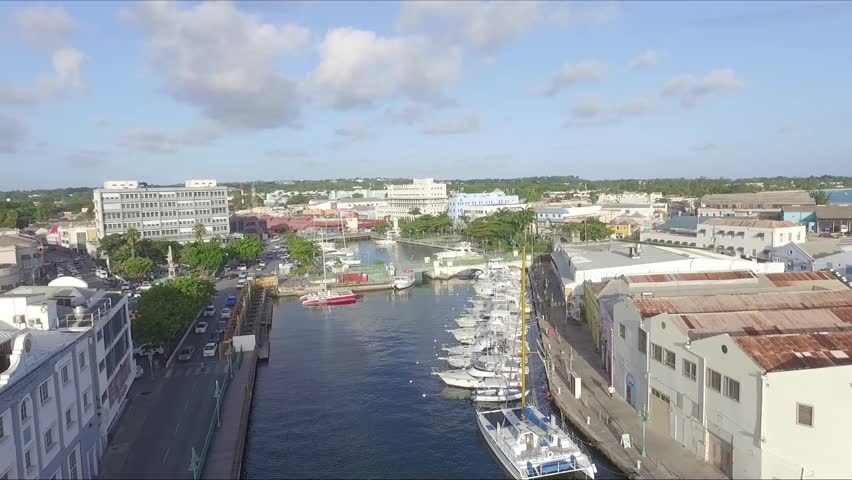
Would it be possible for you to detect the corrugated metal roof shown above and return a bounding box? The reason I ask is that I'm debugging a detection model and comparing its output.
[627,271,756,284]
[815,205,852,220]
[634,289,852,317]
[734,332,852,372]
[765,271,835,287]
[704,218,800,228]
[672,307,852,339]
[701,191,814,205]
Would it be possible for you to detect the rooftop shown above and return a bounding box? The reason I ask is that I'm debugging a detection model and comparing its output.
[0,328,85,389]
[703,218,800,229]
[556,241,743,272]
[0,234,40,248]
[670,306,852,339]
[734,332,852,372]
[815,204,852,219]
[701,191,815,205]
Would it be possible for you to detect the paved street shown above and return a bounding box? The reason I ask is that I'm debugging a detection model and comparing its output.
[98,242,282,479]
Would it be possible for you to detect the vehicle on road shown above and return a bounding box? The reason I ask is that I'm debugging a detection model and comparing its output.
[195,321,209,333]
[259,261,267,267]
[202,342,218,358]
[217,320,226,331]
[238,272,247,279]
[56,273,65,278]
[95,269,109,279]
[210,331,222,344]
[121,281,131,291]
[225,295,237,307]
[238,263,247,271]
[139,281,153,291]
[236,279,246,288]
[133,343,164,356]
[220,307,231,319]
[202,305,216,317]
[177,346,195,361]
[266,253,273,259]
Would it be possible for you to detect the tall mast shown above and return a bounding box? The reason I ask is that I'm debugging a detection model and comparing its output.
[520,244,527,416]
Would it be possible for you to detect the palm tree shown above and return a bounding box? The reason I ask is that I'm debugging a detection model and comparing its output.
[193,223,207,243]
[125,228,140,258]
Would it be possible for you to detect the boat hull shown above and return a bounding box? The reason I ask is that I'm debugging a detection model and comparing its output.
[301,293,358,306]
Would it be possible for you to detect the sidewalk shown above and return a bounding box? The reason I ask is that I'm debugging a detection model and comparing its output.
[530,262,726,480]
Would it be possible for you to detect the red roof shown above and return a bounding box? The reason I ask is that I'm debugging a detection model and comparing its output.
[735,332,852,372]
[627,271,756,284]
[765,271,835,287]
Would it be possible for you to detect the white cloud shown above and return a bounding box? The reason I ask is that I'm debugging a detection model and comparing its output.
[384,102,428,126]
[335,121,369,140]
[0,48,87,107]
[539,61,608,96]
[565,96,653,126]
[119,125,224,154]
[630,50,659,70]
[397,1,541,52]
[661,68,745,107]
[310,27,462,110]
[122,1,309,132]
[0,116,28,153]
[548,1,621,28]
[422,112,480,135]
[10,5,75,51]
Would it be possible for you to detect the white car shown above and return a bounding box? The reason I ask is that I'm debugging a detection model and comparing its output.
[139,281,153,291]
[220,307,231,319]
[236,279,246,288]
[133,343,164,357]
[202,305,216,317]
[259,261,267,267]
[238,272,247,279]
[95,269,109,279]
[202,342,218,358]
[195,321,209,333]
[238,263,247,271]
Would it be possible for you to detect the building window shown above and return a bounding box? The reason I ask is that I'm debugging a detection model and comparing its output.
[79,351,87,368]
[66,407,74,429]
[638,329,647,354]
[724,377,740,402]
[651,343,663,362]
[40,381,51,405]
[682,359,697,381]
[68,448,79,480]
[83,390,91,410]
[61,364,70,384]
[707,369,722,392]
[44,425,55,450]
[99,360,106,372]
[618,323,626,339]
[663,349,676,369]
[21,400,30,421]
[797,403,814,427]
[0,414,5,439]
[25,449,34,471]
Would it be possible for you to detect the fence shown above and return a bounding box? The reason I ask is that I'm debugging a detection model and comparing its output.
[188,344,243,480]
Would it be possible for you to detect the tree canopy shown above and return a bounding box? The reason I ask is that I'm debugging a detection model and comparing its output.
[227,235,264,261]
[120,257,153,279]
[284,233,320,268]
[463,209,536,247]
[179,240,225,275]
[558,219,613,242]
[400,213,452,236]
[131,277,216,348]
[286,194,308,205]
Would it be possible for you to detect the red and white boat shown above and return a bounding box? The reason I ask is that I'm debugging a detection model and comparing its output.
[300,288,358,306]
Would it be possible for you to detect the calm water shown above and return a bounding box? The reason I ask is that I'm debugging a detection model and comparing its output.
[828,189,852,204]
[244,241,617,479]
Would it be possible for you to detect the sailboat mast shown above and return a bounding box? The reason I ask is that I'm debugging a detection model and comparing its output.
[520,244,527,415]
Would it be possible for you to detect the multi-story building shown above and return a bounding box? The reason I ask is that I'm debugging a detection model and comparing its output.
[447,190,520,222]
[697,218,806,258]
[43,223,99,254]
[0,277,134,479]
[378,178,447,220]
[697,191,814,219]
[0,233,44,292]
[229,215,268,238]
[93,180,230,243]
[460,203,528,222]
[768,237,852,273]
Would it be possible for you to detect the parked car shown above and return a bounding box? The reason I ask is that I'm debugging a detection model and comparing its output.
[225,295,237,307]
[139,281,153,291]
[259,261,267,267]
[220,307,231,319]
[121,282,132,291]
[202,342,218,358]
[133,343,164,357]
[202,305,216,317]
[238,272,247,279]
[177,346,194,361]
[195,321,209,333]
[238,263,247,271]
[236,279,246,288]
[217,320,226,331]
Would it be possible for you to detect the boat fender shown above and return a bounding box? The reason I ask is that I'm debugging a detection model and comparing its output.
[547,451,554,458]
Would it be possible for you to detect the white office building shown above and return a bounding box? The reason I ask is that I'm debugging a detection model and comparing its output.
[447,190,521,222]
[93,180,230,243]
[697,218,806,258]
[0,277,135,480]
[379,178,448,220]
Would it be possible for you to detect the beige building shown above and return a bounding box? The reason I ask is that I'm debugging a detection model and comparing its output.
[698,191,814,219]
[378,178,448,220]
[0,233,43,292]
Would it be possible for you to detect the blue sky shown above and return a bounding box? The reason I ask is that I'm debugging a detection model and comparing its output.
[1,0,850,190]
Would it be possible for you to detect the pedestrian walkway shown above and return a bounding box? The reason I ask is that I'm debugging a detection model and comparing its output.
[530,261,727,480]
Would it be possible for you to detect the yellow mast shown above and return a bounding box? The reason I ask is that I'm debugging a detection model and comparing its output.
[520,245,527,417]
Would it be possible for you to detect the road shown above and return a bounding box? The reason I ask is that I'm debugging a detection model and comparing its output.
[99,242,283,479]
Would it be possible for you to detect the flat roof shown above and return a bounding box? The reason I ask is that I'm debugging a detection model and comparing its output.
[703,218,800,228]
[557,242,686,271]
[627,271,757,284]
[634,289,852,318]
[734,332,852,372]
[701,191,814,205]
[815,205,852,219]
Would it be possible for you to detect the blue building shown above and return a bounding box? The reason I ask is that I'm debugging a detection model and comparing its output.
[447,190,520,221]
[782,206,817,232]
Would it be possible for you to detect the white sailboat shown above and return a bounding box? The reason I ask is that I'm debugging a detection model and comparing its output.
[476,246,596,479]
[301,232,359,307]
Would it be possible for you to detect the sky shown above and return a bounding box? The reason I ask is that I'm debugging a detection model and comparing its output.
[0,0,851,190]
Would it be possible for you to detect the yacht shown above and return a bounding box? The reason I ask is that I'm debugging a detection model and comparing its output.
[432,368,520,390]
[300,289,358,306]
[393,270,416,290]
[472,387,528,404]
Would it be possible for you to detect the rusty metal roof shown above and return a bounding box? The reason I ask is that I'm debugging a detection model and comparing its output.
[765,271,835,287]
[703,218,801,228]
[671,307,852,339]
[627,271,756,284]
[588,281,608,297]
[734,332,852,372]
[634,289,852,317]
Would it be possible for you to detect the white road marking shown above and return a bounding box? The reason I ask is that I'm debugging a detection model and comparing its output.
[161,448,170,463]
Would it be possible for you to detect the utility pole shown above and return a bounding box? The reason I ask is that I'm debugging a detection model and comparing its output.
[640,405,649,457]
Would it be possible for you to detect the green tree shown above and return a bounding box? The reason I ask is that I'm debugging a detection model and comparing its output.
[131,284,200,348]
[193,223,207,242]
[180,241,225,275]
[559,219,612,242]
[120,257,153,280]
[408,207,421,216]
[0,210,18,228]
[227,236,264,261]
[373,224,387,235]
[125,228,140,258]
[287,194,308,205]
[284,233,321,268]
[809,190,831,206]
[168,276,216,307]
[351,192,364,198]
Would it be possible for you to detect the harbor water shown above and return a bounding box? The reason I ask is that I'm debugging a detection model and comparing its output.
[244,241,618,479]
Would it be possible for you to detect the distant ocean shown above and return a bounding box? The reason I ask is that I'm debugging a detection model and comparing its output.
[827,189,852,204]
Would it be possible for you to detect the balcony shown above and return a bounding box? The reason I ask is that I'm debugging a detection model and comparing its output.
[57,296,116,329]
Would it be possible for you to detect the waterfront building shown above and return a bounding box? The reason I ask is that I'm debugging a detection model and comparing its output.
[782,205,817,231]
[378,178,447,220]
[597,192,663,204]
[697,191,814,219]
[0,233,44,292]
[696,218,806,258]
[0,278,135,479]
[93,180,230,243]
[814,205,852,233]
[768,237,852,273]
[599,273,852,478]
[447,190,520,222]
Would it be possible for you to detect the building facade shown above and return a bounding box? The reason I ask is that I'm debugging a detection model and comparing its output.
[697,191,815,219]
[379,178,448,220]
[229,216,268,238]
[93,180,230,243]
[815,205,852,234]
[447,190,520,221]
[0,234,44,292]
[697,218,806,258]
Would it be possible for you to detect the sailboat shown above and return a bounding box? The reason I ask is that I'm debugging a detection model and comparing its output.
[475,246,597,479]
[301,231,358,307]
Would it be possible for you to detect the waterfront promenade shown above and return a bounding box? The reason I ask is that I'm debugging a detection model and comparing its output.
[530,260,726,480]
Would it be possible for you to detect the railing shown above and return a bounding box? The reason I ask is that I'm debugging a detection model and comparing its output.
[57,296,114,328]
